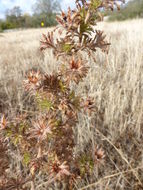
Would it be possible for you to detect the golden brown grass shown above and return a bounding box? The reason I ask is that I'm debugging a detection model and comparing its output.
[0,19,143,189]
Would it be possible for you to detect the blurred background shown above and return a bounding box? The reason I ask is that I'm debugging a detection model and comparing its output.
[0,0,74,31]
[0,0,143,32]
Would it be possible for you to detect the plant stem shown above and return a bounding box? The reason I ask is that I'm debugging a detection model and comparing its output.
[37,144,42,158]
[31,181,35,190]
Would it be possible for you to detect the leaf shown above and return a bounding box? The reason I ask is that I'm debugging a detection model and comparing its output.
[80,22,88,34]
[19,123,28,134]
[6,128,12,137]
[62,43,73,53]
[36,93,54,111]
[13,134,22,145]
[59,81,66,92]
[69,91,75,100]
[79,154,94,176]
[91,0,102,9]
[23,152,31,166]
[39,99,53,110]
[80,7,86,19]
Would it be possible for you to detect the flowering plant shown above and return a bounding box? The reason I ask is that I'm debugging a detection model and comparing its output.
[0,0,124,189]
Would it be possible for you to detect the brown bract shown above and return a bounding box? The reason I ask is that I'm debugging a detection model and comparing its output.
[49,157,71,181]
[29,115,55,142]
[64,58,89,84]
[43,74,62,93]
[81,97,97,115]
[23,70,42,91]
[94,146,105,164]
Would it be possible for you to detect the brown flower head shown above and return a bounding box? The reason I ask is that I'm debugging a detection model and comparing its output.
[64,58,89,84]
[56,8,81,33]
[50,157,71,180]
[23,70,42,91]
[29,116,54,142]
[94,146,105,164]
[82,98,96,114]
[43,74,62,93]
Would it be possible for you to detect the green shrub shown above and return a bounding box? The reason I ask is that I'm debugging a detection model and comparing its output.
[0,21,16,30]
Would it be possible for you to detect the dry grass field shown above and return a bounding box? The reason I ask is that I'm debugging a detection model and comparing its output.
[0,19,143,189]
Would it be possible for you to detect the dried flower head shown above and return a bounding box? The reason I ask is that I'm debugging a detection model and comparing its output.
[23,70,42,91]
[63,58,89,84]
[29,116,54,142]
[56,8,81,34]
[94,146,105,164]
[43,74,62,93]
[49,157,71,180]
[82,98,96,114]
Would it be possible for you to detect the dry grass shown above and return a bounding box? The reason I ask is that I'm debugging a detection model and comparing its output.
[0,19,143,189]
